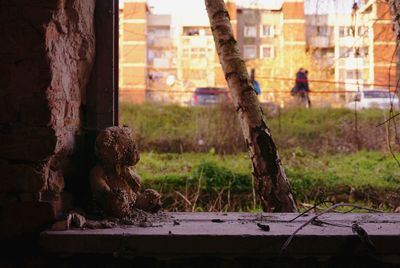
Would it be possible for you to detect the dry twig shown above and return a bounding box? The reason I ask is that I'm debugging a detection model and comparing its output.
[174,191,192,207]
[280,203,383,255]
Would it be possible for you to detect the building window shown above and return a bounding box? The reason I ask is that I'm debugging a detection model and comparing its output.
[339,26,355,37]
[340,47,351,57]
[243,45,257,59]
[339,26,345,37]
[346,69,362,79]
[359,47,369,57]
[358,26,369,37]
[244,25,257,37]
[260,46,274,59]
[261,25,274,37]
[316,26,328,37]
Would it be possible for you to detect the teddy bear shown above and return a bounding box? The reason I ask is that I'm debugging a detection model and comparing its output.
[90,127,161,217]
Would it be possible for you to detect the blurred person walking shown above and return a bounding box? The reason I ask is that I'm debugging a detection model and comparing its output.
[293,67,311,108]
[250,69,261,96]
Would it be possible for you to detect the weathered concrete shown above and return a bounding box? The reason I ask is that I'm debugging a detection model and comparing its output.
[41,212,400,259]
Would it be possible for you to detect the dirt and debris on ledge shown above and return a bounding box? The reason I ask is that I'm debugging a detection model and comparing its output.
[51,209,172,231]
[52,126,168,231]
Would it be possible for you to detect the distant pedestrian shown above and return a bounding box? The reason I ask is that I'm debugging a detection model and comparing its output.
[250,69,261,96]
[293,68,311,108]
[253,79,261,95]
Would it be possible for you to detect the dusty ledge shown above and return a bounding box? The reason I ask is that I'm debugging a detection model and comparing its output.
[40,212,400,258]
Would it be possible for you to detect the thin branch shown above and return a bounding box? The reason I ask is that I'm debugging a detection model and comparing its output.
[289,200,334,222]
[280,203,383,255]
[376,112,400,127]
[174,191,192,207]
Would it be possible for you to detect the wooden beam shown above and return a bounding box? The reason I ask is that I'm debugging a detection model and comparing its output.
[86,0,119,130]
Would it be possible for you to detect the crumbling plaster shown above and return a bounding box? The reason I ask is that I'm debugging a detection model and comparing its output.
[0,0,96,236]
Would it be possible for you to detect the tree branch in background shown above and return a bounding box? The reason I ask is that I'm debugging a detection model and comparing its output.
[204,0,297,212]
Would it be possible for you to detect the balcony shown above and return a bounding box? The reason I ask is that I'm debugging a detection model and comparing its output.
[310,36,334,48]
[181,36,214,48]
[338,57,368,69]
[148,37,175,48]
[148,58,177,69]
[345,57,366,69]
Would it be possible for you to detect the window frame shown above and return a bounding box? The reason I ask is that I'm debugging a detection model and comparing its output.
[260,24,274,38]
[244,25,257,38]
[87,0,119,129]
[243,45,257,59]
[260,45,274,59]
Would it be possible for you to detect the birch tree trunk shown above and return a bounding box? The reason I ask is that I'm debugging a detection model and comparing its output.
[389,0,400,103]
[390,0,400,40]
[204,0,297,212]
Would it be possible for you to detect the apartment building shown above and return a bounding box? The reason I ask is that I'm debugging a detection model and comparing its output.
[119,0,236,104]
[119,0,396,104]
[305,0,396,94]
[236,0,306,102]
[146,14,177,102]
[119,0,147,103]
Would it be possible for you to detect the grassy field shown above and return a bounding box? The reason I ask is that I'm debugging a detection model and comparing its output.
[121,103,400,211]
[122,103,399,153]
[135,151,400,212]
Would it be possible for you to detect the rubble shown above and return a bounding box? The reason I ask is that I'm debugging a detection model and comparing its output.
[50,209,169,230]
[135,189,162,213]
[70,212,86,228]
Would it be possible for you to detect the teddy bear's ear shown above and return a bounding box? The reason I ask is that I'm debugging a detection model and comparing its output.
[95,126,140,166]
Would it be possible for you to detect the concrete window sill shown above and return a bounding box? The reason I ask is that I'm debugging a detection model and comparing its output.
[40,212,400,258]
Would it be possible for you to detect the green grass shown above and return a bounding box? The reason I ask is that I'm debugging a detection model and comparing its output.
[121,103,397,153]
[136,150,400,200]
[121,103,400,210]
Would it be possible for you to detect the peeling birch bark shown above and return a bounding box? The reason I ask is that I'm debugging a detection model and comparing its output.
[389,0,400,102]
[389,0,400,41]
[204,0,297,212]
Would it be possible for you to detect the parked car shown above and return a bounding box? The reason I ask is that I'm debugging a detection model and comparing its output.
[191,87,230,106]
[345,89,399,110]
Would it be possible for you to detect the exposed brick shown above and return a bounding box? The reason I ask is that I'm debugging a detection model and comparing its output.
[0,193,18,204]
[0,162,48,193]
[18,193,41,202]
[0,201,58,237]
[0,0,96,237]
[21,6,54,25]
[0,95,18,124]
[0,125,57,161]
[7,58,51,98]
[0,63,11,90]
[0,0,64,9]
[63,100,81,127]
[0,21,46,62]
[39,191,61,202]
[54,130,76,156]
[47,169,65,193]
[20,96,52,126]
[39,192,73,212]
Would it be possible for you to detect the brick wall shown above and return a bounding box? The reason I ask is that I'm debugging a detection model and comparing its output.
[282,0,306,78]
[373,1,397,87]
[119,0,147,103]
[0,0,95,236]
